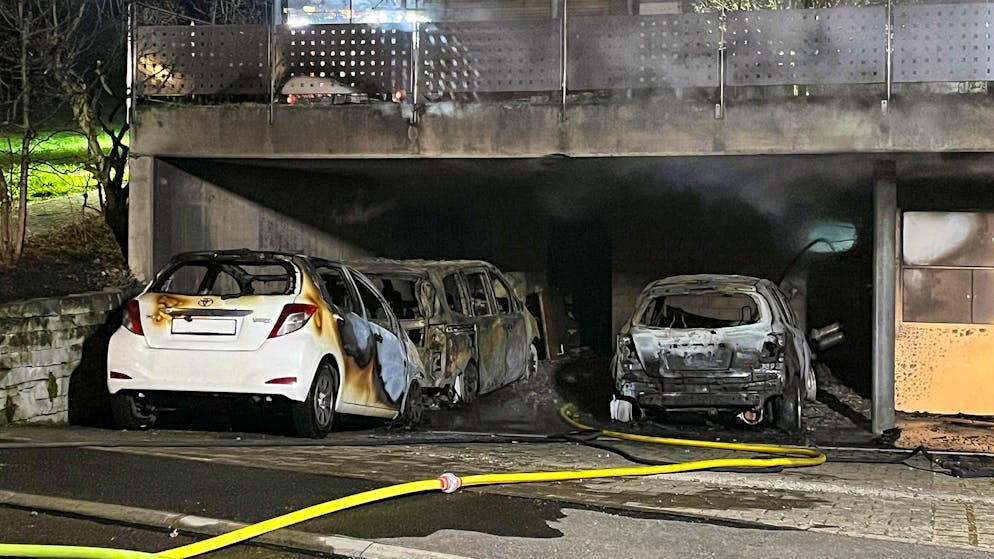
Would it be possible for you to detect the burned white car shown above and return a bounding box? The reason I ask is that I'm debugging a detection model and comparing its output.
[611,275,815,432]
[351,259,541,404]
[107,250,426,438]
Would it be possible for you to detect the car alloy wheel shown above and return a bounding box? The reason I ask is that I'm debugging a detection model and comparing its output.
[292,362,337,438]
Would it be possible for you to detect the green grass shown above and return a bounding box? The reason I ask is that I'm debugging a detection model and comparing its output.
[0,130,129,200]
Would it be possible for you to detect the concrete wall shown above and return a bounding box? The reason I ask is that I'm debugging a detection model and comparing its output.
[139,160,370,279]
[0,291,123,425]
[133,94,994,159]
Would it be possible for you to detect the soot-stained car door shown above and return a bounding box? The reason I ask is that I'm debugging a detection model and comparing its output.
[462,269,507,393]
[351,272,409,409]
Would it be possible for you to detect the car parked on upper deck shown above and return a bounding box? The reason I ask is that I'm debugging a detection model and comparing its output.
[107,249,425,437]
[611,274,815,433]
[350,259,541,403]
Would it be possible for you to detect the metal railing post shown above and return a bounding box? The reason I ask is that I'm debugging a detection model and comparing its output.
[883,0,892,115]
[715,10,725,120]
[127,0,136,136]
[267,0,275,125]
[411,22,420,108]
[560,0,568,122]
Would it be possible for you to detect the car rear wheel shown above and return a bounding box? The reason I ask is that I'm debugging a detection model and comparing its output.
[110,393,155,430]
[773,379,803,435]
[292,362,337,438]
[525,343,539,379]
[455,361,479,405]
[400,380,424,429]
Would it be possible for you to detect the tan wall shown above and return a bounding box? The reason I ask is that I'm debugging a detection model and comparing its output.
[895,211,994,415]
[895,322,994,415]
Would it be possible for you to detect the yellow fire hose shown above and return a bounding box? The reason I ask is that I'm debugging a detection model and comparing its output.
[0,404,824,559]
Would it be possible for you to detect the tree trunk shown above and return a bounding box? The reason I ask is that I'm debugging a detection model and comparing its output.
[13,132,31,262]
[13,0,31,263]
[0,170,11,264]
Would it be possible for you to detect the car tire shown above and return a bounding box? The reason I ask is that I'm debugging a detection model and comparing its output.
[525,343,539,380]
[291,362,337,438]
[773,379,803,435]
[455,361,480,405]
[400,380,424,429]
[109,393,155,430]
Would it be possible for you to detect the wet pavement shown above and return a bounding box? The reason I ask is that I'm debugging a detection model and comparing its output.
[3,355,993,556]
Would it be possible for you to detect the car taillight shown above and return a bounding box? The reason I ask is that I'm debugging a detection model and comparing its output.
[122,299,143,335]
[268,304,318,338]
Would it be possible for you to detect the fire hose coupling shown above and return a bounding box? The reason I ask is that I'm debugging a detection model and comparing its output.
[438,472,463,493]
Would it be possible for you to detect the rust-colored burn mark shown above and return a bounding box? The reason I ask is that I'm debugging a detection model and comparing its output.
[151,294,188,328]
[896,322,994,415]
[298,271,395,409]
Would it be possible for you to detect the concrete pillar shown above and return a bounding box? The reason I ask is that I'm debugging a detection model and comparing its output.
[872,161,897,434]
[127,154,155,283]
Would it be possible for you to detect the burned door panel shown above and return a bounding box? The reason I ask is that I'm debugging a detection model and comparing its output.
[491,271,529,382]
[463,270,506,393]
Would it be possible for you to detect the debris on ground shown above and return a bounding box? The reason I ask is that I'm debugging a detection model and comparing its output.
[0,212,135,303]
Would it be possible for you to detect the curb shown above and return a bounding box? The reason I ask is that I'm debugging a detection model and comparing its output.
[0,490,472,559]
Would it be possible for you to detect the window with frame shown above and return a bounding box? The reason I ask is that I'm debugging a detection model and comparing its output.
[154,260,294,298]
[317,266,358,313]
[490,273,517,314]
[443,273,468,315]
[902,212,994,324]
[354,278,391,324]
[464,272,494,317]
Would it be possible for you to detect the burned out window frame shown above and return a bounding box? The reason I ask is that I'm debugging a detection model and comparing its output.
[152,258,297,297]
[488,271,519,314]
[314,263,361,315]
[442,272,470,316]
[463,269,497,317]
[352,272,402,334]
[636,291,763,329]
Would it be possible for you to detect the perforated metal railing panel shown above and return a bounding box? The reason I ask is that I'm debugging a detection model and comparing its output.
[135,5,994,100]
[893,3,994,83]
[135,25,269,96]
[568,14,719,89]
[726,8,886,86]
[418,20,561,98]
[277,25,412,97]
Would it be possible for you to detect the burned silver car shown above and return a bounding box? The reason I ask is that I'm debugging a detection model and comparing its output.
[611,275,815,432]
[351,259,541,403]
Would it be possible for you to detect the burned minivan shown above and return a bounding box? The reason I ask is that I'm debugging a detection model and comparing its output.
[611,275,815,432]
[351,259,540,403]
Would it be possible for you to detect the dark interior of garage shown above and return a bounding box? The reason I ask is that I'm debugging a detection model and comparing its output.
[166,154,881,396]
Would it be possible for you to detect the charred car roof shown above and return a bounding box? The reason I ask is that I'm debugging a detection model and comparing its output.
[642,274,762,296]
[350,258,500,276]
[167,249,306,262]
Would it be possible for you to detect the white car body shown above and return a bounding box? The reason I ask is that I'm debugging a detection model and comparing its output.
[107,250,425,436]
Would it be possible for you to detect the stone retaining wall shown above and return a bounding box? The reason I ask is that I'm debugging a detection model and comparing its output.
[0,290,123,425]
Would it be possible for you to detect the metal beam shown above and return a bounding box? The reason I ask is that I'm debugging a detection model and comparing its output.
[872,160,897,434]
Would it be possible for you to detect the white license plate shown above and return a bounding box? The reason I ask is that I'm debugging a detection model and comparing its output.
[171,318,237,335]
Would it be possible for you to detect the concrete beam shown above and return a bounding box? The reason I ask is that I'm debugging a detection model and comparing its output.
[127,154,155,283]
[872,161,897,434]
[134,95,994,159]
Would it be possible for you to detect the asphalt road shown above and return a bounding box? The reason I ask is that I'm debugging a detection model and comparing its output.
[1,447,993,559]
[0,507,310,559]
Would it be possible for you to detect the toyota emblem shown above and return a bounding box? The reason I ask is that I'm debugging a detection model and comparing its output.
[198,297,214,307]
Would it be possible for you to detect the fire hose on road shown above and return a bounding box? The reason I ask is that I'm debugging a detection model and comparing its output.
[0,403,825,559]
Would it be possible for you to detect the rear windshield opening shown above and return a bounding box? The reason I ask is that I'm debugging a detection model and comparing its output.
[365,276,424,320]
[640,293,760,329]
[153,260,295,298]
